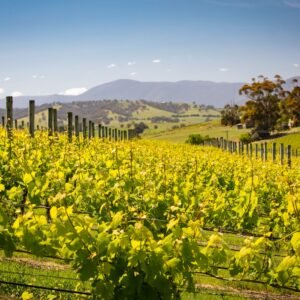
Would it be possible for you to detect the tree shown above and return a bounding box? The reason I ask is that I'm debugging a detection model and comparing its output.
[281,79,300,127]
[221,104,240,126]
[239,75,287,134]
[134,122,148,134]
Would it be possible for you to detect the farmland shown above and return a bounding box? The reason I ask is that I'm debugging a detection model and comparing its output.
[0,128,299,299]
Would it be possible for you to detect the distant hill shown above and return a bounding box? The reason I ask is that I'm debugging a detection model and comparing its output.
[1,77,299,109]
[0,79,245,108]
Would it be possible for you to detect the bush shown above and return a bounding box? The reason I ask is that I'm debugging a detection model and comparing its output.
[239,133,252,144]
[250,130,270,141]
[185,134,210,145]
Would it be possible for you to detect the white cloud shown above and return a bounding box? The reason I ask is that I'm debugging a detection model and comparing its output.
[219,68,229,72]
[32,74,45,79]
[293,63,299,68]
[107,63,116,68]
[0,88,4,94]
[152,59,161,63]
[128,61,136,66]
[284,0,300,8]
[12,91,23,97]
[59,87,87,96]
[130,72,137,76]
[4,77,11,81]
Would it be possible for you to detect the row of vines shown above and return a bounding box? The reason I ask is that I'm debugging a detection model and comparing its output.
[0,128,299,299]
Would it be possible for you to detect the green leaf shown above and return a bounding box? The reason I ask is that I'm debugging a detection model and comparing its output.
[50,207,57,219]
[291,232,300,255]
[21,291,33,300]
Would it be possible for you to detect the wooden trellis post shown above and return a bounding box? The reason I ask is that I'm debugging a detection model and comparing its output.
[48,108,53,137]
[75,115,79,138]
[67,112,73,142]
[272,143,276,162]
[53,109,58,133]
[83,118,87,139]
[29,100,35,137]
[6,96,13,141]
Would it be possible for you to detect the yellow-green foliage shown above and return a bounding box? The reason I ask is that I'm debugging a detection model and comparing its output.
[0,128,299,298]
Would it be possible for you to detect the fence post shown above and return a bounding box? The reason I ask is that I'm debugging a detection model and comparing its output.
[124,130,128,140]
[246,143,249,156]
[92,122,95,138]
[112,128,115,140]
[104,127,108,138]
[102,126,105,139]
[249,143,253,157]
[48,108,53,137]
[67,112,73,142]
[280,143,284,165]
[88,121,92,139]
[272,143,276,162]
[6,96,13,141]
[108,128,112,140]
[53,109,58,133]
[29,100,35,138]
[115,128,118,141]
[264,142,268,161]
[75,115,79,138]
[82,118,87,140]
[287,145,292,168]
[260,143,264,160]
[98,124,101,138]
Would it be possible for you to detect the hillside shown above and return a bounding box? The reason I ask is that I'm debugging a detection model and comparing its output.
[0,99,220,131]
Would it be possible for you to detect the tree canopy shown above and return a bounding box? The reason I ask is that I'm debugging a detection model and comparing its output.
[221,104,240,126]
[239,75,287,132]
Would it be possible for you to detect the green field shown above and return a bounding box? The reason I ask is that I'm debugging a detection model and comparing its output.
[265,131,300,149]
[145,120,250,143]
[144,119,300,153]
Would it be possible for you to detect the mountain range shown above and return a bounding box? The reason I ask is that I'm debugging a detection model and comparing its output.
[1,77,299,109]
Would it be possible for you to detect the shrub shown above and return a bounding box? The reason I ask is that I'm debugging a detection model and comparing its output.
[250,130,270,141]
[185,134,210,145]
[239,133,252,144]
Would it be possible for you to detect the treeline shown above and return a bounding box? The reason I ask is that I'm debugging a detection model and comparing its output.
[221,75,300,139]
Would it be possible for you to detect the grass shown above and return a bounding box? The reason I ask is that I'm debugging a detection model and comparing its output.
[145,120,249,143]
[0,251,90,299]
[266,131,300,149]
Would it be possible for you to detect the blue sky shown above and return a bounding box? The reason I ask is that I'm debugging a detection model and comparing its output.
[0,0,300,96]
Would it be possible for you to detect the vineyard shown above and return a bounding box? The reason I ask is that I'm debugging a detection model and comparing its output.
[0,127,299,299]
